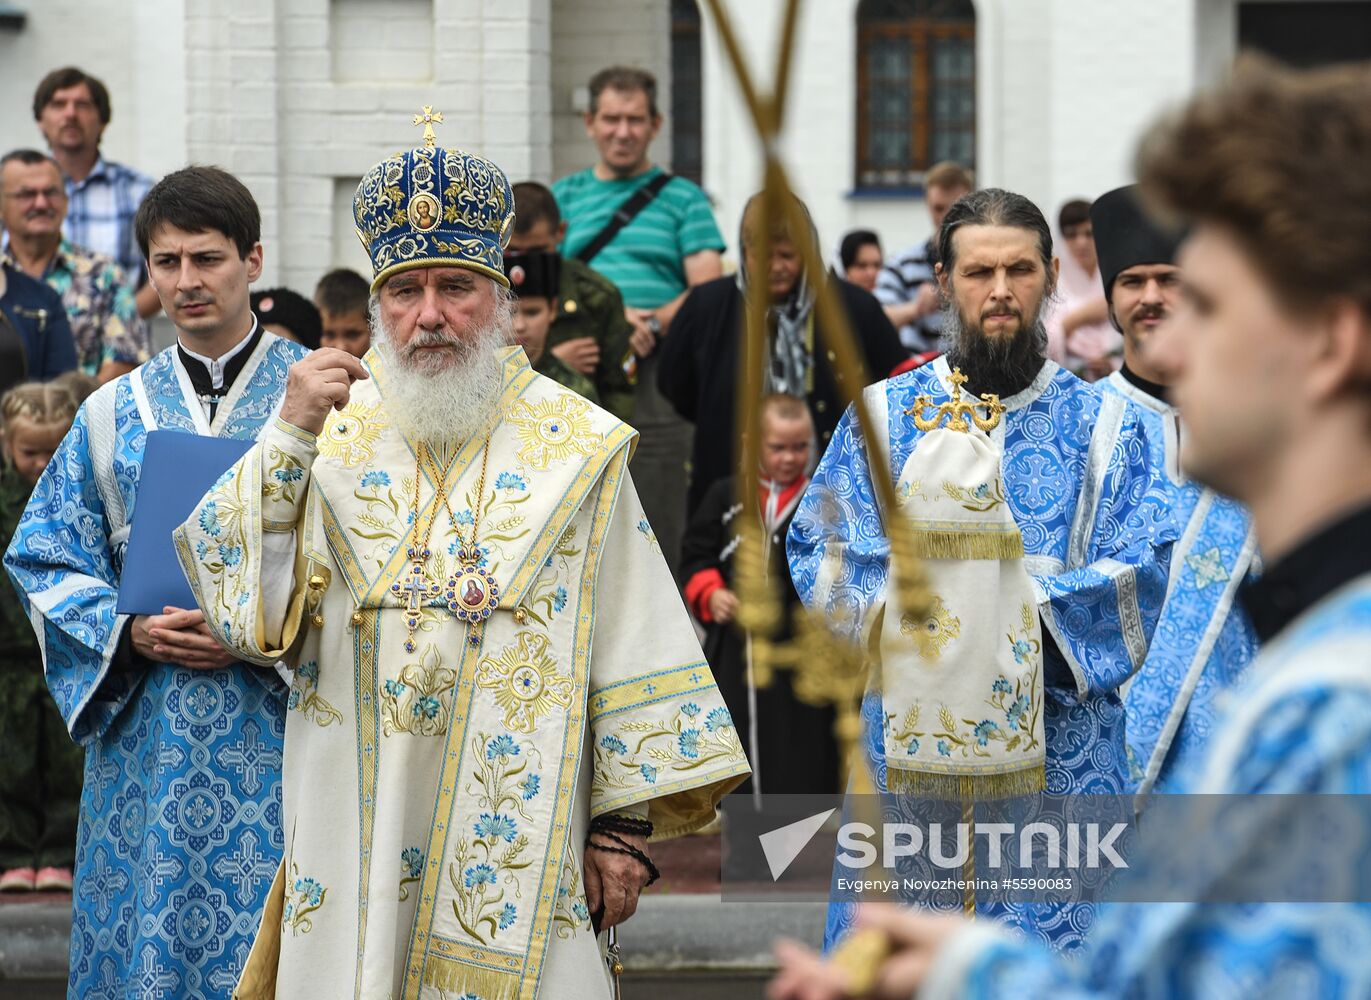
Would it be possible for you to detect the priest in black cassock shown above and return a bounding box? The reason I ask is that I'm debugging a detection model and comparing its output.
[681,393,840,795]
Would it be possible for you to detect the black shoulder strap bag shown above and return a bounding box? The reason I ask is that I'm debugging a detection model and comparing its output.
[574,172,674,264]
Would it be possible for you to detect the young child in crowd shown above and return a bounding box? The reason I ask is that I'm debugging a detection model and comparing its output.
[0,380,91,892]
[313,267,373,358]
[680,393,840,795]
[504,249,603,405]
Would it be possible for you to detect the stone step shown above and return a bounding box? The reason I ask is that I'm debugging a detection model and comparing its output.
[0,892,826,989]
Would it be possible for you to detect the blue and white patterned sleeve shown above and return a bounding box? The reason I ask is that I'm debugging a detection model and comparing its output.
[2,404,136,745]
[1035,409,1174,699]
[787,403,890,643]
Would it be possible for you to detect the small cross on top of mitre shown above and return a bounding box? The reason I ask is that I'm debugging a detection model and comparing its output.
[412,105,444,149]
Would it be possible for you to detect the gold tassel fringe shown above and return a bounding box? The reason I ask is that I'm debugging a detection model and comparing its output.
[422,956,522,1000]
[884,763,1045,801]
[907,529,1024,561]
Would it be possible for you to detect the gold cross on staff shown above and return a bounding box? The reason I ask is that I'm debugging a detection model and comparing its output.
[412,105,444,149]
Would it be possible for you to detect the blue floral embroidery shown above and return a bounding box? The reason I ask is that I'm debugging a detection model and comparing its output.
[705,706,732,732]
[906,737,921,755]
[681,702,701,718]
[519,774,540,800]
[494,472,527,492]
[218,543,242,568]
[198,503,222,537]
[463,863,498,889]
[486,734,519,760]
[384,679,407,698]
[551,587,568,613]
[360,470,390,487]
[474,813,519,843]
[992,678,1012,695]
[973,720,1000,746]
[212,469,236,489]
[937,739,952,757]
[454,508,475,526]
[413,695,441,720]
[1007,695,1031,731]
[640,763,658,783]
[274,466,304,483]
[293,876,324,907]
[600,734,628,755]
[572,901,590,921]
[498,902,518,929]
[1011,639,1034,665]
[194,539,209,559]
[401,847,424,877]
[678,729,701,759]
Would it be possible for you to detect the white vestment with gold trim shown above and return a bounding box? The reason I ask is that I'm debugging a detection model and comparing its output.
[176,347,749,1000]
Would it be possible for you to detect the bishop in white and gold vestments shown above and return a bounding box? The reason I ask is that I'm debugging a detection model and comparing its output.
[175,122,748,1000]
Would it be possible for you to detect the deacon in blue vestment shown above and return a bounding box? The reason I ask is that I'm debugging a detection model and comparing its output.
[1090,186,1259,804]
[789,188,1174,953]
[768,59,1371,1000]
[4,167,306,999]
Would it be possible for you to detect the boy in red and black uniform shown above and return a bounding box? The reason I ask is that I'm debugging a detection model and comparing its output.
[681,393,839,795]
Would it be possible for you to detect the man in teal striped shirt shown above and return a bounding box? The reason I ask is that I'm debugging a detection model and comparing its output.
[554,66,726,576]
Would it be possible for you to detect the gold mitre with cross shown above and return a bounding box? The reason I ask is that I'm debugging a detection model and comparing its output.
[353,105,516,292]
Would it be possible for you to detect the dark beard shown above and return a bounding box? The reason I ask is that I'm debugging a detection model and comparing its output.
[941,301,1049,399]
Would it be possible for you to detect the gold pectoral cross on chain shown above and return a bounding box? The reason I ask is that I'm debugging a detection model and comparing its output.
[393,554,441,653]
[905,367,1006,433]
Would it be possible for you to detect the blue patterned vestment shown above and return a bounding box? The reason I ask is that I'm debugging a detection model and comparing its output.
[918,573,1371,1000]
[788,357,1174,953]
[3,332,306,999]
[1099,372,1260,801]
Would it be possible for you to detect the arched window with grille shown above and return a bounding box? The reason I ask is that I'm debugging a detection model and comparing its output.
[856,0,975,189]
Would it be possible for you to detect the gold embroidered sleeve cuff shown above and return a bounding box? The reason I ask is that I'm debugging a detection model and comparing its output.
[261,419,319,532]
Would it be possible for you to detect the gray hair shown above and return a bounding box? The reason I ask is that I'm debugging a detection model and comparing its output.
[936,188,1055,284]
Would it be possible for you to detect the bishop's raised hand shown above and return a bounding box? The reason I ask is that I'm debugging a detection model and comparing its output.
[279,348,370,436]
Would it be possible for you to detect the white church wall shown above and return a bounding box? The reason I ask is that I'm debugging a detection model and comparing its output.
[182,0,554,293]
[0,0,1251,307]
[0,0,187,185]
[699,0,1209,272]
[549,0,672,184]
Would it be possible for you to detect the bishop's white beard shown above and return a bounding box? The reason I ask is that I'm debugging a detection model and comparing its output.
[370,295,512,445]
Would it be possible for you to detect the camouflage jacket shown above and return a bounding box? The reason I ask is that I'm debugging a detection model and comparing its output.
[547,257,637,420]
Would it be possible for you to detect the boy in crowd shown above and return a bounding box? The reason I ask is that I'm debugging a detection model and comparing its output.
[313,267,372,358]
[682,393,839,795]
[504,249,599,404]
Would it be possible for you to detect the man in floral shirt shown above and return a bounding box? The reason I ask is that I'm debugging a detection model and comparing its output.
[1,149,148,381]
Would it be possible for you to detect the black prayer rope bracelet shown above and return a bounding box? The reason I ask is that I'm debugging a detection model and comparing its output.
[589,814,654,839]
[585,832,660,887]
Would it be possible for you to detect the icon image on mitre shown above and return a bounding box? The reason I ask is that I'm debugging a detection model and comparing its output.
[408,192,441,232]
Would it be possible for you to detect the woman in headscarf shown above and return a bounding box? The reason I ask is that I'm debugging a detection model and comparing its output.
[658,191,906,518]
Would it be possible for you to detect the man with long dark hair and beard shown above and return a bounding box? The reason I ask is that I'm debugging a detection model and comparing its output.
[789,187,1174,954]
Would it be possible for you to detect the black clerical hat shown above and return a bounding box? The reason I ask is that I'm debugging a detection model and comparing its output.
[1090,185,1184,301]
[503,251,562,301]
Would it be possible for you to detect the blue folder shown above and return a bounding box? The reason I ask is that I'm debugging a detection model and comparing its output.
[116,430,255,616]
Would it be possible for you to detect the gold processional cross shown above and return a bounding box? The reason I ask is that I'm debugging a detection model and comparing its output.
[412,105,444,149]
